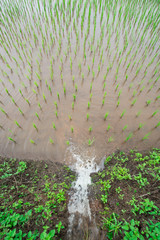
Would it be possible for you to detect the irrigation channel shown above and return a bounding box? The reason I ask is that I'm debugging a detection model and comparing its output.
[65,144,104,239]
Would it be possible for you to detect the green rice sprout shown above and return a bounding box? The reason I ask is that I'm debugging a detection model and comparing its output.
[57,92,60,99]
[14,120,21,128]
[88,101,91,109]
[33,123,38,131]
[51,121,56,130]
[115,84,119,91]
[73,94,76,101]
[88,65,90,72]
[35,112,40,120]
[5,88,10,95]
[123,125,128,131]
[72,102,74,110]
[88,137,95,146]
[142,132,151,141]
[25,98,30,105]
[138,123,144,130]
[90,82,93,92]
[71,127,74,133]
[43,93,46,101]
[48,85,52,93]
[89,126,93,133]
[36,72,41,80]
[54,101,58,109]
[125,133,133,142]
[87,113,89,120]
[30,139,35,144]
[120,110,126,118]
[32,88,37,95]
[38,102,42,110]
[18,108,24,115]
[68,115,72,121]
[92,71,95,78]
[8,137,16,143]
[72,75,75,82]
[34,81,39,88]
[75,84,78,92]
[155,122,160,128]
[118,90,122,98]
[0,107,7,116]
[152,110,159,117]
[104,112,109,120]
[66,140,70,146]
[107,124,111,131]
[108,136,114,143]
[49,137,54,144]
[131,98,137,106]
[117,100,120,107]
[133,90,137,97]
[19,89,23,96]
[81,73,84,79]
[55,111,58,118]
[136,111,141,117]
[63,83,66,94]
[146,100,151,105]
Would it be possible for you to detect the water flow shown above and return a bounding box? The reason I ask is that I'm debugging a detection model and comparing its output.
[65,144,104,238]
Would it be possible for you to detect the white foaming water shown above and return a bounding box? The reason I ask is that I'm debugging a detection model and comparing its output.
[65,144,104,237]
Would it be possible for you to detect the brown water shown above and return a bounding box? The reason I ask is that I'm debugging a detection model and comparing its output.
[0,0,160,165]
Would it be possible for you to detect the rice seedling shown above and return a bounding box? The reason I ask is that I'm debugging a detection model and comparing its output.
[104,112,109,120]
[120,110,126,118]
[131,98,137,106]
[142,132,151,141]
[66,140,70,146]
[68,115,72,121]
[35,112,40,120]
[52,122,56,130]
[14,121,21,128]
[54,101,58,109]
[30,139,35,144]
[49,137,54,144]
[75,84,78,92]
[18,108,24,115]
[138,123,144,130]
[107,124,111,131]
[71,127,74,133]
[88,137,94,146]
[125,133,133,142]
[146,100,151,106]
[43,93,46,102]
[0,107,7,116]
[73,94,76,101]
[55,111,58,118]
[155,122,160,128]
[152,110,159,117]
[87,101,91,109]
[88,126,93,133]
[33,123,38,131]
[8,137,16,143]
[108,136,114,143]
[123,125,128,131]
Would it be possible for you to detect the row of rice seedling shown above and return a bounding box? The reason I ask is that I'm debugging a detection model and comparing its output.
[0,0,159,160]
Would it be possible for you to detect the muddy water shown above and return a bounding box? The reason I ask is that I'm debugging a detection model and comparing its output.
[0,0,160,165]
[65,144,104,239]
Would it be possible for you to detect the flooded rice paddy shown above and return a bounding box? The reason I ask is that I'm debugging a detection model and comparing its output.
[0,0,160,165]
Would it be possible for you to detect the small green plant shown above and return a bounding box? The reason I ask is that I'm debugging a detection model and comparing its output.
[30,139,35,144]
[104,112,109,120]
[88,137,95,146]
[49,137,54,144]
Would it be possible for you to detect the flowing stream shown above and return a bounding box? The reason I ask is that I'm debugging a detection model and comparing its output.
[65,144,104,239]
